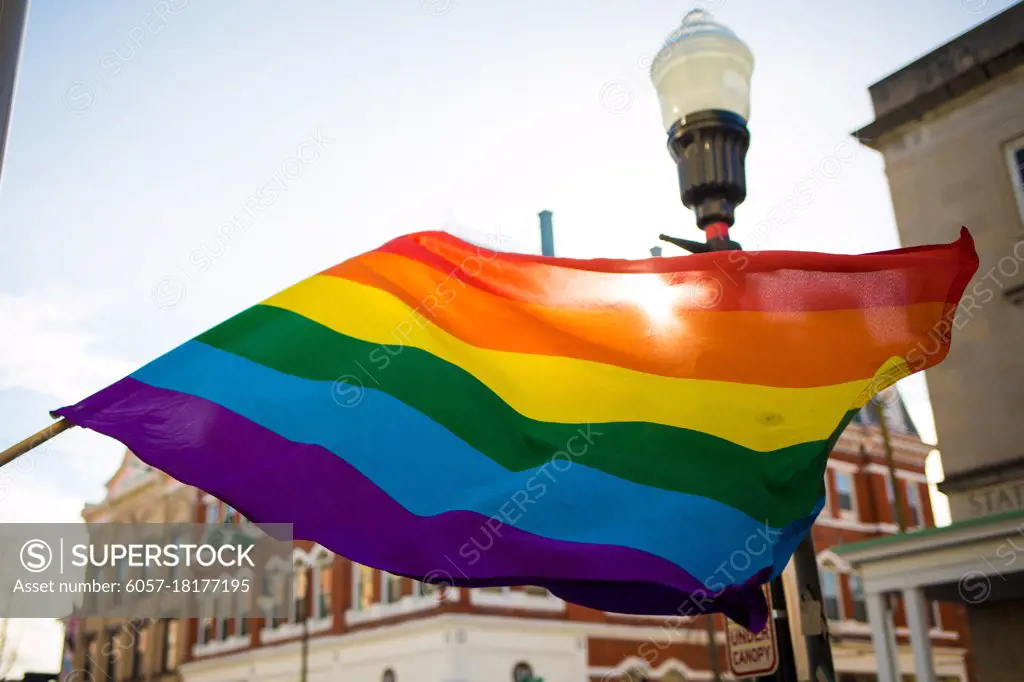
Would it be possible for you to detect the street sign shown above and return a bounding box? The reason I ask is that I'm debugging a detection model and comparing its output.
[726,585,779,679]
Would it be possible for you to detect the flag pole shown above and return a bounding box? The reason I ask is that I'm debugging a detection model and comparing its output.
[0,419,74,467]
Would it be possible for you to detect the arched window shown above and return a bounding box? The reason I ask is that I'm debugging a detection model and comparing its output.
[383,668,396,682]
[624,668,648,682]
[512,662,534,682]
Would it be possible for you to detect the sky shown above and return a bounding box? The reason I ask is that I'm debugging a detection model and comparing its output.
[0,0,1018,673]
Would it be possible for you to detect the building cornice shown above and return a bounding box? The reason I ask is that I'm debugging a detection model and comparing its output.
[469,589,565,613]
[938,455,1024,493]
[860,464,928,483]
[815,514,900,535]
[179,612,715,673]
[852,2,1024,147]
[833,430,933,467]
[83,479,195,523]
[829,619,960,642]
[834,507,1024,565]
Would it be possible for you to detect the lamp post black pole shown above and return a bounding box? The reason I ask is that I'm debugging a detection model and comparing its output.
[659,107,836,682]
[790,537,836,682]
[298,599,309,682]
[661,224,800,682]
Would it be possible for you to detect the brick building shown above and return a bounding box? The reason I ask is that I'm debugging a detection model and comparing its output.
[59,393,968,682]
[63,453,193,682]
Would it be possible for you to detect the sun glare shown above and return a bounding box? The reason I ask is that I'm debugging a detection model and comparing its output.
[610,273,722,329]
[616,274,683,327]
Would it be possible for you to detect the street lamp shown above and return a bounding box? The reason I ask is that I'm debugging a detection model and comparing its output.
[650,8,753,252]
[647,10,838,682]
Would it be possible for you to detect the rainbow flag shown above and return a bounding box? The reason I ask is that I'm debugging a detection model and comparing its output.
[54,228,978,630]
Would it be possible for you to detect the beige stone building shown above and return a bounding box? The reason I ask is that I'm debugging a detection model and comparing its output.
[63,450,198,682]
[836,3,1024,682]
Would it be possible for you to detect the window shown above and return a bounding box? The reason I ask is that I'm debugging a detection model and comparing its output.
[201,607,215,644]
[821,570,842,620]
[317,563,333,618]
[237,588,252,638]
[849,575,868,622]
[834,472,856,516]
[1005,134,1024,228]
[885,476,894,504]
[205,499,220,524]
[906,482,924,528]
[85,635,97,682]
[523,585,550,597]
[215,601,229,640]
[106,630,117,679]
[131,622,148,677]
[351,563,374,611]
[381,571,403,604]
[161,619,179,673]
[928,601,942,629]
[200,599,229,643]
[295,565,311,621]
[262,564,289,627]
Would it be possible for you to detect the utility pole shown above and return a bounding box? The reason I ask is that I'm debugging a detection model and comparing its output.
[871,397,906,533]
[870,393,906,675]
[299,599,309,682]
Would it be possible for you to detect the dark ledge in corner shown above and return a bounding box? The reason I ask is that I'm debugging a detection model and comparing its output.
[1004,282,1024,306]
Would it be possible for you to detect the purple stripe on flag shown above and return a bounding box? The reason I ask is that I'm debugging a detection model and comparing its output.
[55,377,770,630]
